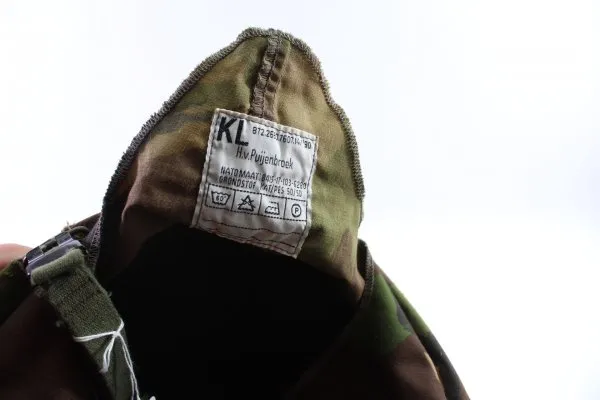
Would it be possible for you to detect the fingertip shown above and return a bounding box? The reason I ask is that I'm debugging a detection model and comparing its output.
[0,244,32,270]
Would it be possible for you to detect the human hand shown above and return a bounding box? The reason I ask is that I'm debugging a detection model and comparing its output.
[0,244,31,270]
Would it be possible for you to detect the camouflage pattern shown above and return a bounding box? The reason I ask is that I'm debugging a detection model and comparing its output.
[93,27,468,398]
[0,28,469,399]
[93,29,365,301]
[289,253,469,399]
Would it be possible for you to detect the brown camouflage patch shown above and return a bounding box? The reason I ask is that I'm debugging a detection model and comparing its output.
[290,334,446,400]
[331,228,364,301]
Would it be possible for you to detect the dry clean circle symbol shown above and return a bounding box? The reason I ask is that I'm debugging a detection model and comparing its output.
[291,203,302,218]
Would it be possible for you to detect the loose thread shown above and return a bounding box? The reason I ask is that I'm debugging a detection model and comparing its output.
[74,319,141,400]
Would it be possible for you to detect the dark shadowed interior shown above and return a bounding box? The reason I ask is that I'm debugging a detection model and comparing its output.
[109,225,358,399]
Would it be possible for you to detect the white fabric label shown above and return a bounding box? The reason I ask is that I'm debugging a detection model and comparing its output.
[191,109,318,257]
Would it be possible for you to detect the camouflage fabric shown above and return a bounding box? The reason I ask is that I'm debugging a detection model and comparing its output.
[89,27,468,399]
[0,27,469,399]
[91,29,365,302]
[289,256,469,399]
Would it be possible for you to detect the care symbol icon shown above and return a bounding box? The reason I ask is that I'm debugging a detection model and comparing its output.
[291,203,302,218]
[265,201,281,216]
[211,191,230,206]
[237,195,256,212]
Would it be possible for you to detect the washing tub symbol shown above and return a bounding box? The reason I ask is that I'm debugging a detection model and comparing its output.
[211,191,231,206]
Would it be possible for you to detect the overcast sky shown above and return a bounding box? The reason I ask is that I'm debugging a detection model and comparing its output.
[1,1,599,398]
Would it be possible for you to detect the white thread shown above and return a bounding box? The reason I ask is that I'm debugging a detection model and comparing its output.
[74,319,141,400]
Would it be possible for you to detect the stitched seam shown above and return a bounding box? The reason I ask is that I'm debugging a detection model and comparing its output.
[250,34,280,118]
[267,41,288,121]
[262,34,282,119]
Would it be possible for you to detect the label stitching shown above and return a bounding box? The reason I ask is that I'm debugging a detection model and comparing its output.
[202,229,295,253]
[192,109,317,257]
[203,227,297,247]
[197,218,300,246]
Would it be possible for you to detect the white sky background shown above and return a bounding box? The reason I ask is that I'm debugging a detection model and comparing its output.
[1,0,598,398]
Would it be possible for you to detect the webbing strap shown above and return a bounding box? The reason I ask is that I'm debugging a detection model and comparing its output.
[29,248,137,400]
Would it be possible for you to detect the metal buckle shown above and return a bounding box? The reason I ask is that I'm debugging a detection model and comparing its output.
[23,231,84,276]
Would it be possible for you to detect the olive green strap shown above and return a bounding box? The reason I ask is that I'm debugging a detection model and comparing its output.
[30,248,140,400]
